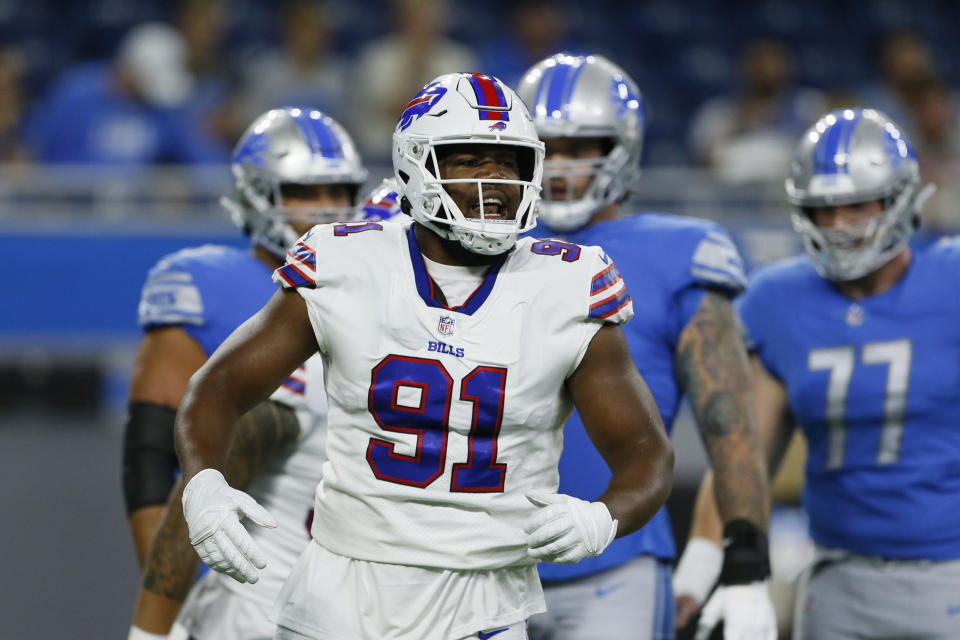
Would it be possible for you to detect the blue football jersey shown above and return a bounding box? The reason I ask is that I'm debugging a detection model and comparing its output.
[137,245,277,354]
[533,213,747,580]
[738,238,960,559]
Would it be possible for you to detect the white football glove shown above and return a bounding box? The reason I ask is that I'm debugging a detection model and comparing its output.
[523,492,618,564]
[695,581,777,640]
[181,468,277,584]
[672,536,724,607]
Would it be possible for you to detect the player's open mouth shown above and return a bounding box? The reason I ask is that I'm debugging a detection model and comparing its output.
[471,197,507,218]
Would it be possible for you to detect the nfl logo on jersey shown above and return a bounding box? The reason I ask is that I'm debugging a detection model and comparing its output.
[438,315,455,336]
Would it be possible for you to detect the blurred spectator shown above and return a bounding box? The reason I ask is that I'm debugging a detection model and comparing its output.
[479,0,571,89]
[349,0,478,158]
[239,0,349,123]
[687,38,826,184]
[907,77,960,232]
[0,46,29,163]
[23,22,227,165]
[175,0,245,147]
[858,29,938,135]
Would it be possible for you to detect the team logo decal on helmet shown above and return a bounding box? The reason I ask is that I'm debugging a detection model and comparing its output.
[222,107,368,258]
[516,54,645,232]
[392,72,545,256]
[786,108,935,281]
[398,83,448,132]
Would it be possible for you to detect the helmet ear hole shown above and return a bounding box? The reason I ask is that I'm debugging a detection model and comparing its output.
[400,196,412,215]
[516,147,535,182]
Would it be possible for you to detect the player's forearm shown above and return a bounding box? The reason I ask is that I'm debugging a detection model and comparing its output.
[136,479,198,629]
[176,290,320,481]
[690,470,724,544]
[222,400,301,488]
[174,364,250,481]
[599,427,674,536]
[676,291,770,529]
[132,588,186,635]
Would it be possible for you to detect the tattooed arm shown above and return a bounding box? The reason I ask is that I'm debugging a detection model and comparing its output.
[131,400,301,635]
[674,338,794,630]
[674,289,770,529]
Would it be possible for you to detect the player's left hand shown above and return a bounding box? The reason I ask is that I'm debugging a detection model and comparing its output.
[523,492,618,564]
[694,581,777,640]
[181,468,277,584]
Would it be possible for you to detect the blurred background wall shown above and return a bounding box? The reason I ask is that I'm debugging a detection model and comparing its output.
[1,0,959,636]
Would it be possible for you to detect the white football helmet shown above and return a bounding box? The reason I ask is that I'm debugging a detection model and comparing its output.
[786,108,935,281]
[392,72,544,255]
[516,54,644,232]
[222,107,368,258]
[355,177,403,222]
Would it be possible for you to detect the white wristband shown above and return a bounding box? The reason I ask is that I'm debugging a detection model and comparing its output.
[672,536,723,605]
[128,625,169,640]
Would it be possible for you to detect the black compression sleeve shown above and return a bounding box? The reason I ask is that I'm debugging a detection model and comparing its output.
[122,402,179,514]
[718,519,771,585]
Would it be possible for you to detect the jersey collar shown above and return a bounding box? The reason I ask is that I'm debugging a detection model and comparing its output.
[405,225,506,315]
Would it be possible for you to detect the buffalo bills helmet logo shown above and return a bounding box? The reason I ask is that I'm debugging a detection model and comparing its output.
[398,83,448,131]
[488,121,507,131]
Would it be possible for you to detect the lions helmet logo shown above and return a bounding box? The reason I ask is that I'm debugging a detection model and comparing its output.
[398,83,448,131]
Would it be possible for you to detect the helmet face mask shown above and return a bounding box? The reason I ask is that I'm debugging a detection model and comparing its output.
[222,107,368,258]
[516,54,644,232]
[785,108,933,281]
[393,73,545,256]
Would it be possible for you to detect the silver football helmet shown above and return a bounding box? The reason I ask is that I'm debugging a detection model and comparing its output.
[221,107,368,258]
[516,53,644,232]
[393,72,544,256]
[786,108,935,281]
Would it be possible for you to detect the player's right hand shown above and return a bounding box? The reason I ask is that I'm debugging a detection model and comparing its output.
[181,468,277,584]
[523,492,618,564]
[695,581,777,640]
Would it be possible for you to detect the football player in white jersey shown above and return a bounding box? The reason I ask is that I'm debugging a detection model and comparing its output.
[126,107,366,640]
[172,72,675,640]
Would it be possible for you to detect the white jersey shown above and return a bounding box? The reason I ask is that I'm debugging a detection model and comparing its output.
[176,354,328,637]
[273,219,632,571]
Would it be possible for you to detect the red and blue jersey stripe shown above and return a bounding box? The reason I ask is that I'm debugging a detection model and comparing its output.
[282,364,307,395]
[588,261,631,320]
[590,262,622,296]
[276,240,317,289]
